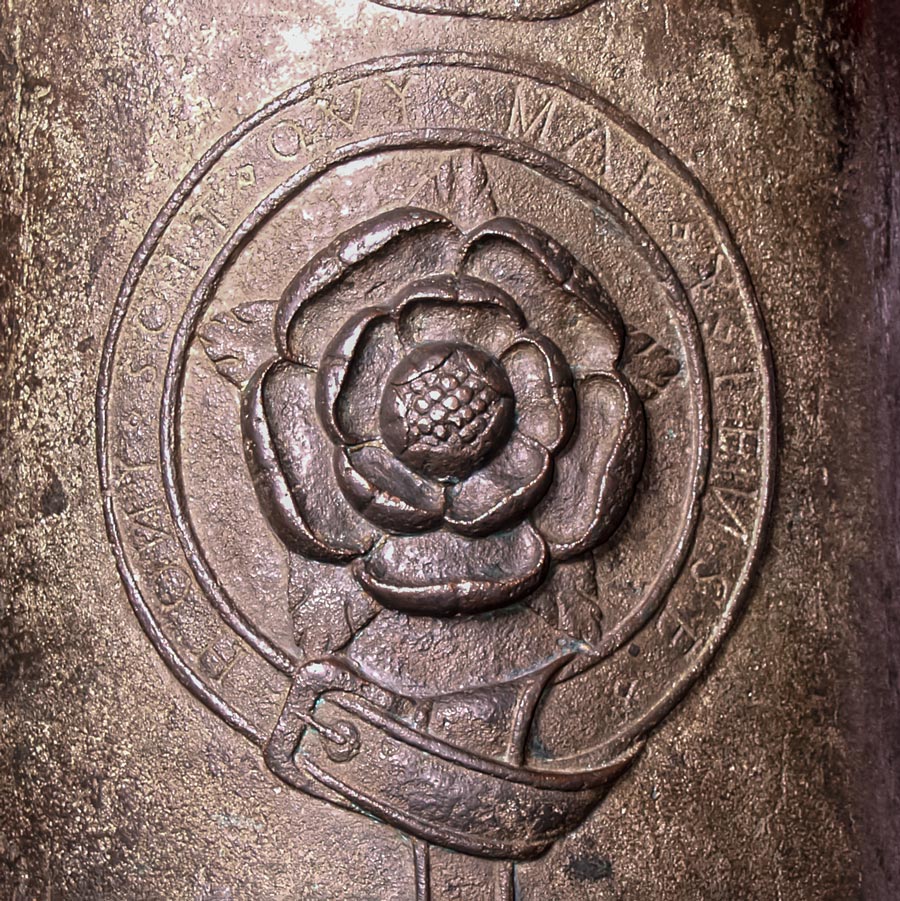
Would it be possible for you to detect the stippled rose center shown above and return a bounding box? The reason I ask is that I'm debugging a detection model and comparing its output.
[379,342,515,480]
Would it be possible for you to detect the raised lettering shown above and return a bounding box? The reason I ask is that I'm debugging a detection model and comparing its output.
[657,608,698,656]
[268,120,316,160]
[316,86,364,133]
[709,486,754,543]
[690,559,730,608]
[383,76,412,125]
[508,86,557,143]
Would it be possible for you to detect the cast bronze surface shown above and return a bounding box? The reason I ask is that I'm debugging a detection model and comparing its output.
[3,3,900,900]
[96,52,774,897]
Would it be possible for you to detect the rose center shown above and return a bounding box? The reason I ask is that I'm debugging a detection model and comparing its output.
[379,341,515,480]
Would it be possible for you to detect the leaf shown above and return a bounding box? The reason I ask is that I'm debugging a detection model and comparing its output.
[198,299,278,389]
[411,150,498,228]
[288,554,381,659]
[621,328,681,401]
[527,556,604,653]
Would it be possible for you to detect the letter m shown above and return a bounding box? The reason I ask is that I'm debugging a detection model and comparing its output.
[508,86,556,143]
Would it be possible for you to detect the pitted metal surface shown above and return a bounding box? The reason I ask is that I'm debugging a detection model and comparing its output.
[1,2,899,899]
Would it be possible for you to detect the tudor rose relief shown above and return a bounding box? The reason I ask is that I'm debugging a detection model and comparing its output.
[99,56,774,900]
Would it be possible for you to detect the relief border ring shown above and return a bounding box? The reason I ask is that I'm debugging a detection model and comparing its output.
[97,51,776,757]
[162,126,710,683]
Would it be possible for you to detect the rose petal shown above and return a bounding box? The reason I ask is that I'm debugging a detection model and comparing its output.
[445,432,552,536]
[242,360,378,561]
[334,444,446,533]
[462,219,624,374]
[501,332,576,453]
[394,274,526,357]
[316,308,405,444]
[534,373,645,560]
[276,208,462,365]
[353,522,549,616]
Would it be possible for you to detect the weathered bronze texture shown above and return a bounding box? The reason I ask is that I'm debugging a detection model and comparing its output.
[2,2,900,899]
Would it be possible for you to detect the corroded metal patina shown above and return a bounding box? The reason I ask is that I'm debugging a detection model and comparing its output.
[3,2,900,900]
[97,54,774,897]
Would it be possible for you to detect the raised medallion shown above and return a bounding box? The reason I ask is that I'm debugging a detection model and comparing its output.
[98,53,775,899]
